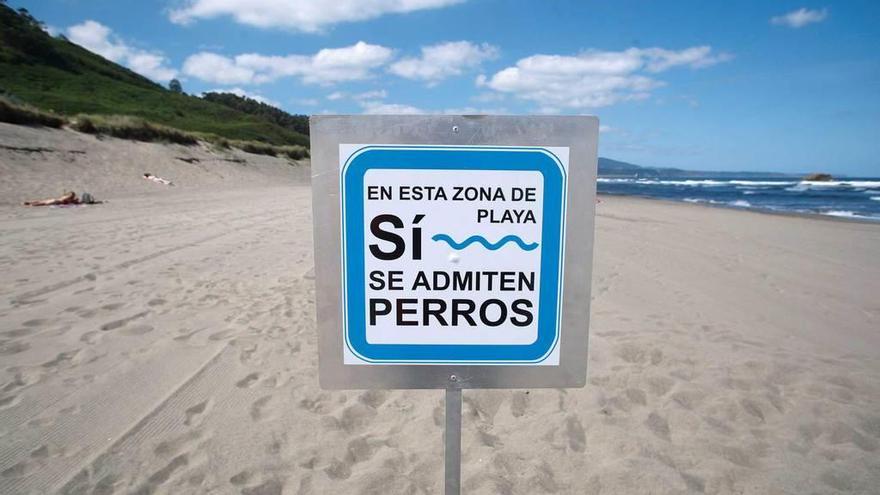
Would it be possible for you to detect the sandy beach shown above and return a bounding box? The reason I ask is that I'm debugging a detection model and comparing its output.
[2,126,880,494]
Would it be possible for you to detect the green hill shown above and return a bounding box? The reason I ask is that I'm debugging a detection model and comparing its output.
[0,4,308,147]
[202,92,309,137]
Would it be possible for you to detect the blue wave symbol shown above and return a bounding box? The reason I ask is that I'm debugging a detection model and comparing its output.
[431,234,539,251]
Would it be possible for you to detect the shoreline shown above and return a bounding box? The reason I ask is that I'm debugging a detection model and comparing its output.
[598,191,880,225]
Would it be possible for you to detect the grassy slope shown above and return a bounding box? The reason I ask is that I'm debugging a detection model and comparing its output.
[0,5,308,147]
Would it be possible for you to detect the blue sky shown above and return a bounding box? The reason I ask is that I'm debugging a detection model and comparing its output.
[15,0,880,175]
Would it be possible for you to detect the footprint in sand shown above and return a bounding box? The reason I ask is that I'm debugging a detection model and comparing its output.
[100,311,149,331]
[345,436,381,464]
[335,403,377,433]
[644,412,671,441]
[121,324,154,336]
[719,445,756,468]
[564,415,586,452]
[324,458,352,480]
[299,393,332,414]
[0,340,30,356]
[357,390,387,409]
[740,398,769,422]
[236,372,261,388]
[42,349,80,369]
[1,328,34,338]
[678,472,706,493]
[133,453,189,493]
[820,470,854,491]
[510,391,530,417]
[230,470,252,486]
[625,388,648,407]
[0,395,22,410]
[242,479,284,495]
[154,430,202,457]
[477,429,503,448]
[184,400,212,426]
[1,459,32,479]
[826,421,879,452]
[250,395,274,421]
[0,444,61,479]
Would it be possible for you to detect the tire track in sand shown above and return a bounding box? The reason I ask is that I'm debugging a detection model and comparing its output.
[10,211,287,305]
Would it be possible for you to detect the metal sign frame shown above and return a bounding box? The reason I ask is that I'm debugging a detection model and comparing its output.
[311,115,598,390]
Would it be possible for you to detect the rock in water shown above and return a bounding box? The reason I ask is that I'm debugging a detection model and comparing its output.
[803,172,833,181]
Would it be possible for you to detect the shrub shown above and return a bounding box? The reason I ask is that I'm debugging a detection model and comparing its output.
[69,114,198,145]
[196,133,231,150]
[279,145,309,160]
[69,115,96,133]
[228,140,309,161]
[0,98,309,160]
[0,97,66,128]
[232,140,277,157]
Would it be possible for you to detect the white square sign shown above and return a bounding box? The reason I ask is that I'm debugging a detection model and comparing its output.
[340,145,569,365]
[311,115,597,389]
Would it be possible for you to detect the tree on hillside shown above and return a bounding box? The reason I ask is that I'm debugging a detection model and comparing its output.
[169,79,183,93]
[202,91,309,136]
[16,8,44,30]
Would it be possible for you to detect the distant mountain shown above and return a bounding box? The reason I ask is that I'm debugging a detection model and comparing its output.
[598,157,796,179]
[0,5,308,146]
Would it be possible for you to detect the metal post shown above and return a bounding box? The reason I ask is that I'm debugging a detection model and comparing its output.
[445,385,462,495]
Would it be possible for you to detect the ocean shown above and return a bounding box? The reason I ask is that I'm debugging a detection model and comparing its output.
[597,177,880,221]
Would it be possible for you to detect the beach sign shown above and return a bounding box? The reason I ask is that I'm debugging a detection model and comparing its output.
[340,144,566,366]
[311,115,598,495]
[311,115,598,390]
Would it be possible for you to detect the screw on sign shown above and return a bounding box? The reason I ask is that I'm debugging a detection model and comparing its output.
[310,115,599,494]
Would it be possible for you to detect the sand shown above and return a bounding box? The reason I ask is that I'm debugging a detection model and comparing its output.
[1,124,880,494]
[0,123,309,205]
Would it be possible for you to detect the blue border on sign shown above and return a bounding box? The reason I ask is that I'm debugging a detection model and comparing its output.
[341,146,566,363]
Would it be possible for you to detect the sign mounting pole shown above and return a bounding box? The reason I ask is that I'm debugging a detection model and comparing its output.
[445,376,462,495]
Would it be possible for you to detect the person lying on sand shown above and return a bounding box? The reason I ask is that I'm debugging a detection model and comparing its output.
[22,191,100,207]
[143,173,174,186]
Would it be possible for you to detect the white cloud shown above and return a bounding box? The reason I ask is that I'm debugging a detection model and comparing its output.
[127,53,178,82]
[67,21,177,82]
[389,41,498,84]
[355,89,389,100]
[327,91,347,101]
[203,87,280,107]
[599,125,613,133]
[327,89,389,101]
[183,53,255,85]
[170,0,465,32]
[472,92,505,103]
[639,46,732,73]
[360,101,425,115]
[479,46,730,110]
[358,102,506,115]
[440,106,507,115]
[771,7,828,28]
[68,21,128,61]
[182,42,393,85]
